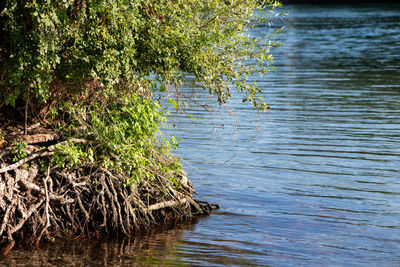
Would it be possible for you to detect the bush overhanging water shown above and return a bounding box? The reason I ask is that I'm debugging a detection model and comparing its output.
[0,0,282,254]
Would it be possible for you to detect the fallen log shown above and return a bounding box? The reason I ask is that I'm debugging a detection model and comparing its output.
[8,133,60,145]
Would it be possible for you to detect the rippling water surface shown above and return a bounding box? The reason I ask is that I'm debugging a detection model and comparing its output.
[3,4,400,266]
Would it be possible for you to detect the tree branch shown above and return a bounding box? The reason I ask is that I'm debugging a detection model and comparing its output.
[147,198,187,211]
[0,151,54,174]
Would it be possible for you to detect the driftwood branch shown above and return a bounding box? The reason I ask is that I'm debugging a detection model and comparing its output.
[24,133,60,144]
[147,198,188,211]
[0,151,54,174]
[9,133,60,145]
[0,138,96,174]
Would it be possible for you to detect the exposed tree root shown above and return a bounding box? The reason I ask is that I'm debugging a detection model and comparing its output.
[0,124,219,256]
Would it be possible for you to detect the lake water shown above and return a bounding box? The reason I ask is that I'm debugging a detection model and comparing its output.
[2,4,400,267]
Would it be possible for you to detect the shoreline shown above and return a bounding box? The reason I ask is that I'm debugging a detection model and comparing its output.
[0,120,218,256]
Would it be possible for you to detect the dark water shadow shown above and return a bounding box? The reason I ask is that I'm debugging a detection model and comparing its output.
[0,218,204,266]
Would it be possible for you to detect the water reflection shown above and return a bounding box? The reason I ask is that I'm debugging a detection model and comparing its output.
[2,220,199,266]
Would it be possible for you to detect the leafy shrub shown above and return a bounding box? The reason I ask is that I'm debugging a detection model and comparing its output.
[0,0,282,184]
[51,92,181,185]
[0,0,282,111]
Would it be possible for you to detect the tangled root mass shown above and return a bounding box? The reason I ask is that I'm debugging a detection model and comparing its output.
[0,123,218,255]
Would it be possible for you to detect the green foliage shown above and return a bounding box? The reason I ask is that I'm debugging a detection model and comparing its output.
[11,140,27,162]
[0,0,282,111]
[52,141,86,168]
[52,93,182,185]
[0,0,283,185]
